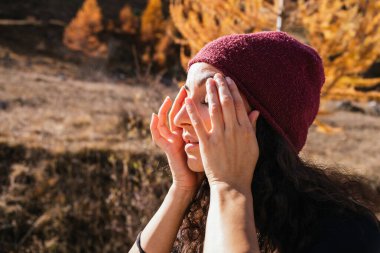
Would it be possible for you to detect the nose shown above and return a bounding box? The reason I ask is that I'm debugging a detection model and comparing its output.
[173,101,192,129]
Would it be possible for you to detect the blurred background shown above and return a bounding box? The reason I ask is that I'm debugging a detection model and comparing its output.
[0,0,379,252]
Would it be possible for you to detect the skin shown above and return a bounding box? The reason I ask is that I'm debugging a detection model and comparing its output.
[182,63,260,252]
[173,63,254,175]
[129,62,260,253]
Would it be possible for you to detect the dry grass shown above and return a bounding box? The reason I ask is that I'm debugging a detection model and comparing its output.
[0,143,171,252]
[0,62,379,251]
[0,66,176,252]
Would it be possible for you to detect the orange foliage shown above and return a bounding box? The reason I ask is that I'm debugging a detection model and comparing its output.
[119,4,139,34]
[297,0,380,101]
[140,0,174,67]
[153,21,176,66]
[170,0,279,68]
[171,0,380,101]
[141,0,165,42]
[63,0,107,57]
[63,0,173,67]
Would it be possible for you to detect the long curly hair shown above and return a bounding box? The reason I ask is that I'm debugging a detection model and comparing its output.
[172,116,380,253]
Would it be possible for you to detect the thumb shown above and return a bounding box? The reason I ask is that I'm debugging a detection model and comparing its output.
[248,111,260,132]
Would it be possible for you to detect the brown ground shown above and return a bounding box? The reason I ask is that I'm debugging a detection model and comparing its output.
[303,109,380,180]
[0,55,378,180]
[0,48,379,251]
[0,50,176,156]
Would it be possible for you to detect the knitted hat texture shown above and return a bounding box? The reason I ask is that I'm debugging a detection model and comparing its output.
[188,31,325,153]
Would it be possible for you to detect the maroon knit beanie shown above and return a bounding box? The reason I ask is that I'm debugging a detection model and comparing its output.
[188,31,325,153]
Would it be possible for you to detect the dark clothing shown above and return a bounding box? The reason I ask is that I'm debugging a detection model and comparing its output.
[135,213,380,253]
[304,213,380,253]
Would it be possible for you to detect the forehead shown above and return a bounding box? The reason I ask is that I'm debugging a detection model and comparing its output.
[185,62,221,89]
[185,63,252,111]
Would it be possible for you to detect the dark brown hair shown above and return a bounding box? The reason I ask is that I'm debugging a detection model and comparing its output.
[172,116,380,253]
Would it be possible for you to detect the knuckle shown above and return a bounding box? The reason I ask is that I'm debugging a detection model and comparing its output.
[208,135,219,145]
[212,137,221,145]
[225,124,236,134]
[215,133,223,142]
[221,95,233,105]
[243,125,253,135]
[234,101,245,111]
[218,80,227,87]
[210,104,219,113]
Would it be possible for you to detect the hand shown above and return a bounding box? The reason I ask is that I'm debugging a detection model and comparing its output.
[150,87,205,192]
[184,73,260,192]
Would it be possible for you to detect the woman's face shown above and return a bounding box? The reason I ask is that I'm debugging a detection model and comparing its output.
[173,62,252,172]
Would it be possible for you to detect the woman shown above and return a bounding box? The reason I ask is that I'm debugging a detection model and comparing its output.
[129,31,380,253]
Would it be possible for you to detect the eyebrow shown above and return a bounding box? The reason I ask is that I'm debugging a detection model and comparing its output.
[184,74,215,91]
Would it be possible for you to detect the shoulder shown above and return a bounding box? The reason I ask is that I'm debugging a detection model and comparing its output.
[304,213,380,253]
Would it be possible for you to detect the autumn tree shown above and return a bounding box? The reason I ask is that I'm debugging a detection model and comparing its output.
[170,0,380,102]
[63,0,107,57]
[170,0,279,68]
[297,0,380,101]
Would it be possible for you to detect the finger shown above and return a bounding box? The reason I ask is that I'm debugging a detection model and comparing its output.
[150,113,169,146]
[158,96,174,140]
[185,98,208,142]
[214,73,237,131]
[206,78,223,134]
[248,111,260,133]
[169,86,187,132]
[226,76,250,126]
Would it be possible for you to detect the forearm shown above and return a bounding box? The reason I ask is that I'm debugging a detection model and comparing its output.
[204,183,260,253]
[130,185,195,253]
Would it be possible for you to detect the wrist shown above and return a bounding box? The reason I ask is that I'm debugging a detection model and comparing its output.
[209,183,254,214]
[169,184,197,202]
[209,181,252,197]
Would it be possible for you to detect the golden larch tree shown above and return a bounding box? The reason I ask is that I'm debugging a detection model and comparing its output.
[119,4,139,34]
[141,0,174,67]
[141,0,165,42]
[170,0,279,68]
[63,0,107,57]
[297,0,380,101]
